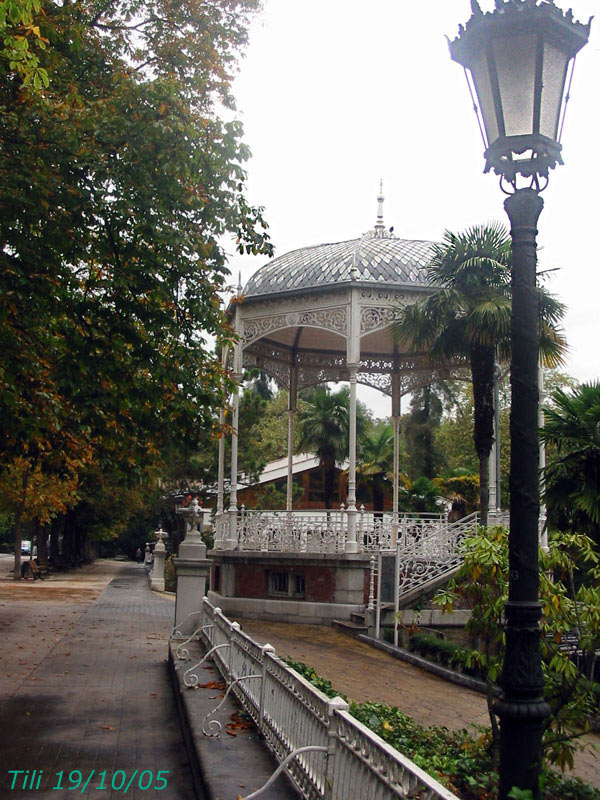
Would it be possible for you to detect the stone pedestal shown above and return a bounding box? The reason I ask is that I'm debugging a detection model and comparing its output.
[150,530,166,592]
[173,525,211,635]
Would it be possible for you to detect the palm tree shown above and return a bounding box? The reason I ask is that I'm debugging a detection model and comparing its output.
[541,382,600,548]
[393,223,566,526]
[357,424,394,514]
[297,387,349,509]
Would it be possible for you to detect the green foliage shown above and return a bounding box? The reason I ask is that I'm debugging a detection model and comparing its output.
[542,382,600,547]
[356,423,394,512]
[434,526,600,772]
[0,0,49,87]
[283,658,346,700]
[297,387,368,509]
[0,0,272,570]
[403,384,445,479]
[408,632,481,678]
[399,476,442,514]
[285,658,600,800]
[437,473,481,517]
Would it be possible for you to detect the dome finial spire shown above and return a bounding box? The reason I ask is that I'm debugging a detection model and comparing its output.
[375,179,385,238]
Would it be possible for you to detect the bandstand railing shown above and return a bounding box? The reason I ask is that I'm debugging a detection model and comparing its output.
[173,598,459,800]
[216,507,449,554]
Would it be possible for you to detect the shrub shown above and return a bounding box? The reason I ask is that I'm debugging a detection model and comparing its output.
[284,658,600,800]
[408,632,482,679]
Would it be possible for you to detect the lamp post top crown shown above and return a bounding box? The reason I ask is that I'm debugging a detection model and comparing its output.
[451,1,591,56]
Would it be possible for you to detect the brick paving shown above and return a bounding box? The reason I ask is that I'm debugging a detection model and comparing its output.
[241,618,600,790]
[0,561,200,799]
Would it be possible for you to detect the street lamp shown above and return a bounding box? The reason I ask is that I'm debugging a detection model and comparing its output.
[449,2,590,799]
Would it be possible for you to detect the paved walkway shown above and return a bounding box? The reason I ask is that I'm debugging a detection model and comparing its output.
[0,561,200,799]
[241,619,600,790]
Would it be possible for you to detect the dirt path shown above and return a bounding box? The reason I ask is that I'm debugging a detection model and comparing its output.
[241,618,599,790]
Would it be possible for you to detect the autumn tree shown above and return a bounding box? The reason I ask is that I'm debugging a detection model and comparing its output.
[0,0,272,574]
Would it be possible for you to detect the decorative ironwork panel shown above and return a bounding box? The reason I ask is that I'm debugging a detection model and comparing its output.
[242,307,348,347]
[237,509,347,554]
[357,372,392,395]
[395,513,480,600]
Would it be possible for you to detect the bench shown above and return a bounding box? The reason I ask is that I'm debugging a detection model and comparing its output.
[20,559,50,581]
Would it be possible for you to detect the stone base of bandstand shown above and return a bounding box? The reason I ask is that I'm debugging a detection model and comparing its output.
[207,550,371,625]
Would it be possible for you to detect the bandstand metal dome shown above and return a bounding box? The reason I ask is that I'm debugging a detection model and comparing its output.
[243,236,435,300]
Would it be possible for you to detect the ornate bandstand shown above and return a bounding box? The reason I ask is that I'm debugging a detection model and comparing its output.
[208,190,467,623]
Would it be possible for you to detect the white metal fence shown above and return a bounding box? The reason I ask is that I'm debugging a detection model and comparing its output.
[178,598,459,800]
[223,507,448,554]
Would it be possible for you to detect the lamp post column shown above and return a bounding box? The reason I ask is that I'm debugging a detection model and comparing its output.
[494,188,550,800]
[538,364,548,551]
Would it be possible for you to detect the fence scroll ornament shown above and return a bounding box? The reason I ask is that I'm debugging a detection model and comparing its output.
[175,624,213,660]
[176,598,460,800]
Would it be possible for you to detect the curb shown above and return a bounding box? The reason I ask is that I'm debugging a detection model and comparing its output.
[169,641,299,800]
[357,634,500,697]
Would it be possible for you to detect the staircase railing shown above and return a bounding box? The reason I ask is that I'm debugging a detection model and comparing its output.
[395,511,480,603]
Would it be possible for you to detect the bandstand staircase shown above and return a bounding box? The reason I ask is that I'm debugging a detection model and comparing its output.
[334,512,481,635]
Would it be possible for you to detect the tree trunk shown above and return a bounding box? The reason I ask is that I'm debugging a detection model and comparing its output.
[322,451,336,510]
[12,470,29,580]
[32,517,41,560]
[13,508,23,580]
[61,511,75,564]
[37,521,49,564]
[372,480,385,519]
[50,515,62,563]
[471,344,496,527]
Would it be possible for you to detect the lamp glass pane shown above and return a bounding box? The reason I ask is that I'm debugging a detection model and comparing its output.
[540,40,569,140]
[492,34,537,136]
[470,47,499,145]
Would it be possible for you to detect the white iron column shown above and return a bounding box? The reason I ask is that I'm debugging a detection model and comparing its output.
[489,359,501,515]
[345,283,360,554]
[227,378,241,549]
[215,344,229,550]
[346,365,358,553]
[215,407,226,549]
[489,440,498,515]
[391,371,401,547]
[538,364,548,550]
[286,367,298,512]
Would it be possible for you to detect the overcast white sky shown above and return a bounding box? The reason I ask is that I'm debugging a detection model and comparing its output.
[225,0,599,417]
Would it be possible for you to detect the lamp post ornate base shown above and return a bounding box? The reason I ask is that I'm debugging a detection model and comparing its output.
[493,188,550,800]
